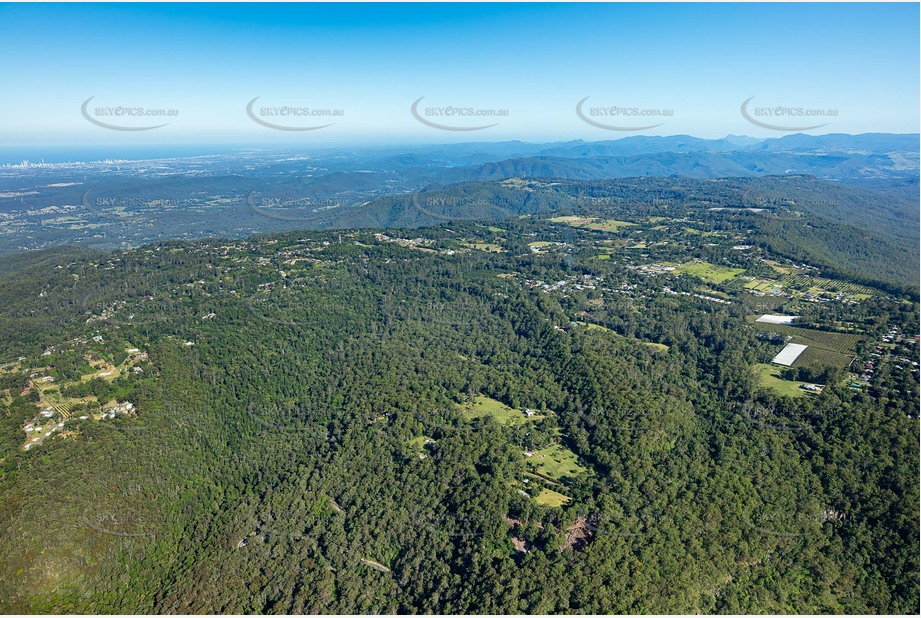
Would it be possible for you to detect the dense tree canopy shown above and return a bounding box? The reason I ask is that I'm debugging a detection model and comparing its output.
[0,209,917,614]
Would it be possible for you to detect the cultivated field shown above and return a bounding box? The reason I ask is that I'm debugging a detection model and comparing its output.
[795,346,855,369]
[778,274,875,296]
[754,323,861,354]
[754,323,861,369]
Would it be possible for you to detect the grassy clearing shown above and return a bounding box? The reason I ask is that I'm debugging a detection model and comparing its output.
[675,261,746,283]
[534,488,570,507]
[744,279,785,293]
[526,443,586,481]
[579,322,669,351]
[549,216,594,224]
[461,242,504,253]
[407,435,434,452]
[81,358,121,382]
[753,364,806,398]
[696,287,730,300]
[460,395,542,426]
[762,259,795,275]
[549,216,635,233]
[584,219,634,233]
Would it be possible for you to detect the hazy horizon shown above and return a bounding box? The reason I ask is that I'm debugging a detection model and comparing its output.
[1,131,918,167]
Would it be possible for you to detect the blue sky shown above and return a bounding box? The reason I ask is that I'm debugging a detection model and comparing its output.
[0,2,917,146]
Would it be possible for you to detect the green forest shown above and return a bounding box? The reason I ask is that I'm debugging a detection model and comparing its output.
[0,204,917,613]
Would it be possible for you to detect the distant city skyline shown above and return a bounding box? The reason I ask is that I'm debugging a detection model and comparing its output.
[0,2,918,146]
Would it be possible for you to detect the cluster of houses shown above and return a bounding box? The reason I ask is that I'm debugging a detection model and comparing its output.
[526,274,602,294]
[23,399,137,449]
[662,287,732,305]
[850,326,920,388]
[15,342,149,450]
[881,326,901,344]
[528,241,572,254]
[373,233,455,254]
[629,263,676,276]
[101,401,135,419]
[745,282,793,299]
[22,407,64,449]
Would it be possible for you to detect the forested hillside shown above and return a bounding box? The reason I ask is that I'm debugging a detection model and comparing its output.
[0,211,917,613]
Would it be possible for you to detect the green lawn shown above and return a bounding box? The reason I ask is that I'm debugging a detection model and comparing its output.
[548,216,635,233]
[675,261,746,283]
[459,395,542,426]
[753,363,806,398]
[584,219,634,232]
[526,443,586,481]
[407,435,434,454]
[744,279,783,292]
[461,242,504,253]
[80,359,122,382]
[534,488,570,507]
[763,259,794,275]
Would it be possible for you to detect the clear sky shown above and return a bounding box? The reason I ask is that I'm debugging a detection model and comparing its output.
[0,2,918,146]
